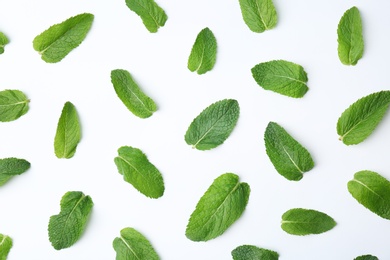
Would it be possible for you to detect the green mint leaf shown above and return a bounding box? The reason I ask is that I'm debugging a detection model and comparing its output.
[251,60,308,98]
[0,158,30,186]
[337,91,390,145]
[33,13,94,63]
[187,27,217,75]
[281,208,336,235]
[232,245,279,260]
[348,170,390,220]
[0,234,12,260]
[185,99,239,150]
[114,146,164,199]
[0,89,29,122]
[264,122,314,181]
[48,191,93,250]
[0,32,9,54]
[113,227,160,260]
[125,0,167,33]
[337,7,364,65]
[354,255,379,260]
[111,69,157,119]
[186,173,250,241]
[238,0,277,33]
[54,102,81,159]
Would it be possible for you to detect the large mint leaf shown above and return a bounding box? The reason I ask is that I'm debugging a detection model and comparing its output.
[0,158,30,186]
[0,234,12,260]
[238,0,277,33]
[0,32,9,54]
[232,245,279,260]
[125,0,167,33]
[0,89,29,122]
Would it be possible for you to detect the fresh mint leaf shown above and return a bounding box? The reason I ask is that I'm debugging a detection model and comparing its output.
[185,99,239,150]
[187,27,217,75]
[238,0,277,33]
[232,245,279,260]
[0,158,30,186]
[125,0,167,33]
[354,255,378,260]
[0,32,9,54]
[0,89,29,122]
[186,173,250,241]
[0,234,12,260]
[48,191,93,250]
[113,227,160,260]
[54,102,81,159]
[337,91,390,145]
[114,146,164,199]
[281,208,336,235]
[251,60,308,98]
[264,122,314,181]
[337,7,364,65]
[33,13,94,63]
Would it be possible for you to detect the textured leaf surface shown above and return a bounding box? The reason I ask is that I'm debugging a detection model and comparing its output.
[0,158,30,186]
[0,234,12,260]
[54,102,81,159]
[337,7,364,65]
[185,99,239,150]
[33,13,94,63]
[0,32,9,54]
[114,146,164,198]
[264,122,314,181]
[337,91,390,145]
[186,173,250,241]
[113,227,160,260]
[238,0,277,33]
[354,255,378,260]
[232,245,279,260]
[0,89,29,122]
[348,170,390,220]
[187,28,217,75]
[125,0,167,33]
[111,69,157,118]
[281,208,336,235]
[251,60,308,98]
[48,191,93,250]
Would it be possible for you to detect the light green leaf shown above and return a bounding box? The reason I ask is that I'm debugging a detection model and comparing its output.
[186,173,250,241]
[114,146,164,199]
[348,170,390,220]
[281,208,336,235]
[0,89,29,122]
[0,32,9,54]
[232,245,279,260]
[48,191,93,250]
[0,158,30,186]
[54,102,81,159]
[125,0,167,33]
[185,99,239,150]
[0,234,12,260]
[238,0,277,33]
[251,60,308,98]
[337,91,390,145]
[113,227,160,260]
[33,13,94,63]
[264,122,314,181]
[111,69,157,119]
[354,255,378,260]
[187,28,217,75]
[337,7,364,65]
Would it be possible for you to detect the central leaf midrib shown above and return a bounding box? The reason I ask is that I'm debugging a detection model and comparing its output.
[255,0,268,30]
[120,236,141,260]
[118,155,147,180]
[282,145,303,174]
[132,0,161,28]
[59,194,86,241]
[352,179,384,200]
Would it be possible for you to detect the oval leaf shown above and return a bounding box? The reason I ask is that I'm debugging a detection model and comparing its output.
[281,208,336,235]
[0,32,9,54]
[238,0,277,33]
[232,245,279,260]
[185,99,239,150]
[33,13,94,63]
[125,0,167,33]
[0,233,13,259]
[186,173,250,241]
[114,146,164,199]
[337,91,390,145]
[48,191,93,250]
[0,89,29,122]
[354,255,379,260]
[0,157,30,186]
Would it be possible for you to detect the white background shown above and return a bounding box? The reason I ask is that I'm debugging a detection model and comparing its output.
[0,0,390,259]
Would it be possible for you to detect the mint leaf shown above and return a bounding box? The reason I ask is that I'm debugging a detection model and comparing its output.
[186,173,250,241]
[187,27,217,75]
[33,13,94,63]
[0,32,9,54]
[125,0,167,33]
[354,255,378,260]
[113,227,160,260]
[251,60,308,98]
[114,146,164,199]
[281,208,336,235]
[54,102,81,159]
[0,158,30,186]
[0,234,12,260]
[238,0,277,33]
[185,99,239,150]
[337,7,364,65]
[111,69,157,119]
[337,91,390,145]
[0,89,29,122]
[232,245,279,260]
[48,191,93,250]
[264,122,314,181]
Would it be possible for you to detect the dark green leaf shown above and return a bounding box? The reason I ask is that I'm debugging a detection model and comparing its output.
[188,28,217,75]
[232,245,279,260]
[125,0,167,33]
[0,158,30,186]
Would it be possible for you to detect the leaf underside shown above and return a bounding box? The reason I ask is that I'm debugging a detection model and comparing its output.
[188,27,217,75]
[0,158,30,186]
[125,0,167,33]
[232,245,279,260]
[238,0,277,33]
[0,89,29,122]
